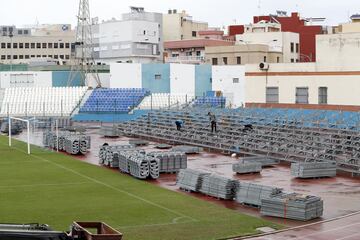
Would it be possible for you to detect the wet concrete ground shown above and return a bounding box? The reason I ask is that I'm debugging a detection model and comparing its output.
[12,127,360,237]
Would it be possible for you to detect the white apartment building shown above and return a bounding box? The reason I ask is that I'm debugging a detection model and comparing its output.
[0,24,75,64]
[163,10,208,41]
[92,7,163,64]
[236,21,300,63]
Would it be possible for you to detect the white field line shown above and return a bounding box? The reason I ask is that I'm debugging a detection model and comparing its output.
[2,140,197,222]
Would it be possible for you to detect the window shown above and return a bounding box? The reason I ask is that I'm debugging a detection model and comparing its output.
[196,51,201,56]
[25,43,29,48]
[192,31,197,37]
[65,55,70,60]
[291,58,294,63]
[143,30,146,35]
[7,43,11,48]
[25,55,30,59]
[65,43,70,48]
[212,58,218,65]
[18,30,23,35]
[48,55,53,58]
[223,57,228,65]
[319,87,327,104]
[42,55,47,58]
[60,55,64,59]
[13,55,18,59]
[155,74,162,80]
[266,87,279,103]
[48,43,53,48]
[24,30,29,35]
[7,55,11,59]
[237,56,242,65]
[59,43,64,48]
[54,55,58,59]
[296,87,309,104]
[263,56,267,62]
[36,43,41,48]
[296,43,299,53]
[54,43,58,48]
[42,43,47,48]
[1,55,5,60]
[36,55,41,58]
[1,43,5,48]
[19,43,24,48]
[19,55,24,59]
[233,78,239,84]
[290,42,294,53]
[31,43,35,48]
[30,55,35,58]
[277,57,280,63]
[13,43,18,48]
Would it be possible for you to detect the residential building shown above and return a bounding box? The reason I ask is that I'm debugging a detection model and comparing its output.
[163,10,208,41]
[236,31,300,63]
[92,7,163,64]
[0,24,75,65]
[164,39,234,64]
[338,14,360,33]
[205,44,283,65]
[253,12,324,62]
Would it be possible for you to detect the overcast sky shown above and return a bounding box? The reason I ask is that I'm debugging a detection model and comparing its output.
[0,0,358,29]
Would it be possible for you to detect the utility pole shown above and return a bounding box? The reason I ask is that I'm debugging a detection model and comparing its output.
[68,0,101,87]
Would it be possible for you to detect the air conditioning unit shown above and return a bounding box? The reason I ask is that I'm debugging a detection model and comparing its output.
[259,62,269,70]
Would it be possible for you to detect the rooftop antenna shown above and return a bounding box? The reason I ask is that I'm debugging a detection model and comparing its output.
[68,0,101,87]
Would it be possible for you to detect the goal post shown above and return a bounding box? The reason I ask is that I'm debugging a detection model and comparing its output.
[8,117,31,155]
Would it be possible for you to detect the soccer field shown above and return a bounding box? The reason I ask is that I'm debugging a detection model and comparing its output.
[0,135,279,240]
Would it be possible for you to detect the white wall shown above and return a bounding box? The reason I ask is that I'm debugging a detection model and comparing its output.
[316,33,360,66]
[87,73,111,88]
[212,66,246,107]
[170,64,195,94]
[109,63,142,88]
[245,63,360,105]
[0,71,52,88]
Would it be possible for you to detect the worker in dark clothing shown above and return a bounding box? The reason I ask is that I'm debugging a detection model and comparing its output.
[208,112,217,133]
[175,119,184,131]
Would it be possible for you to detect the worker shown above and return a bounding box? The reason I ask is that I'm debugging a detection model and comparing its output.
[175,119,184,131]
[208,112,217,133]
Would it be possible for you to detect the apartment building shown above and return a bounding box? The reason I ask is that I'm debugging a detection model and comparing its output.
[92,7,163,64]
[0,24,75,65]
[163,10,208,41]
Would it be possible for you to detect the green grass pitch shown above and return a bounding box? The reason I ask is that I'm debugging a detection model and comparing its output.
[0,136,280,240]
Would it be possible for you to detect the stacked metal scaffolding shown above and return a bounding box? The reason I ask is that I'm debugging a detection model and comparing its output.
[199,174,238,200]
[99,126,120,137]
[177,169,211,192]
[117,108,360,175]
[260,192,324,221]
[117,151,159,179]
[172,145,203,154]
[291,161,337,178]
[232,162,262,174]
[98,144,135,168]
[239,156,280,167]
[43,131,90,155]
[148,151,187,173]
[235,182,282,207]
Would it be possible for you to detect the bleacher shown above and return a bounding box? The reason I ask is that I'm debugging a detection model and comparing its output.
[118,107,360,175]
[138,93,195,110]
[80,88,149,113]
[0,87,87,117]
[193,96,226,108]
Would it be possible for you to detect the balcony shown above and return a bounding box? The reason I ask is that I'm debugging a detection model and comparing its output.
[165,56,205,64]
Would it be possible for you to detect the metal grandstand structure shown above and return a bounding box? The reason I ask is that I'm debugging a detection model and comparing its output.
[117,108,360,175]
[68,0,101,87]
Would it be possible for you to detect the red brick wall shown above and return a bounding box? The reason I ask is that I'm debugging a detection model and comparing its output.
[228,25,245,36]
